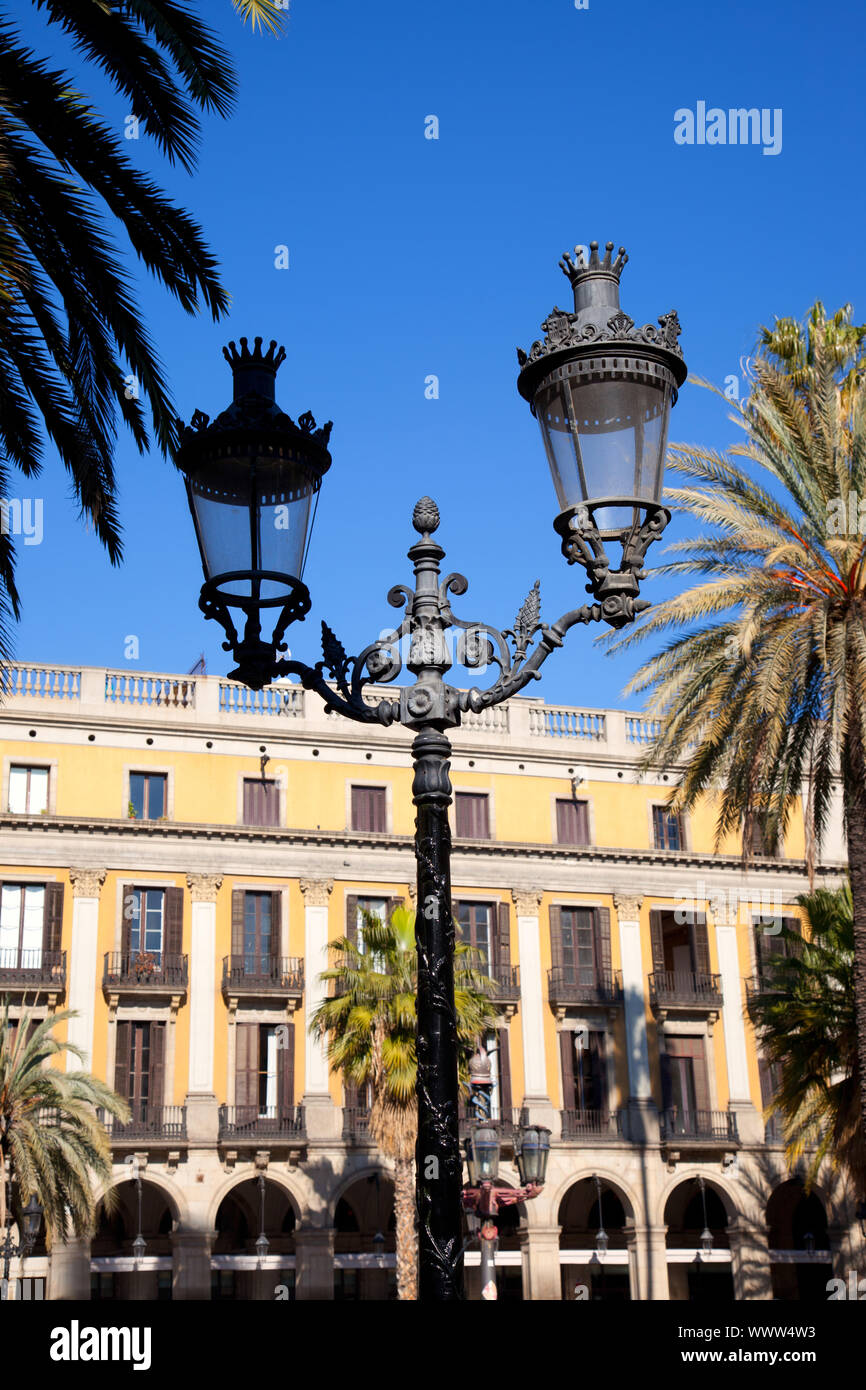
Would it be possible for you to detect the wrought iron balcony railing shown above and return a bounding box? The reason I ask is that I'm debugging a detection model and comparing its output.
[100,1106,187,1141]
[218,1105,306,1140]
[103,952,188,992]
[660,1108,739,1143]
[649,970,723,1011]
[559,1108,626,1141]
[457,1105,527,1146]
[487,965,521,1005]
[0,948,66,988]
[547,966,623,1007]
[221,955,304,997]
[342,1106,373,1143]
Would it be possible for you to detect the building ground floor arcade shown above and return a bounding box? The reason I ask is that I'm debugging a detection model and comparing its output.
[9,1128,863,1302]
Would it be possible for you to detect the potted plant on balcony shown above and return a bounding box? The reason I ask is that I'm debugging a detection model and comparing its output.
[132,951,158,982]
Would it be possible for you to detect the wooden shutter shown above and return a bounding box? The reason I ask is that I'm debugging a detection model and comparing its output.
[232,890,245,956]
[270,891,282,959]
[235,1023,259,1109]
[588,1030,607,1111]
[649,910,666,973]
[690,914,710,974]
[43,883,64,954]
[497,1028,512,1114]
[549,905,563,968]
[456,793,489,839]
[164,887,183,957]
[278,1022,295,1112]
[593,907,612,981]
[667,1036,710,1112]
[496,902,511,981]
[659,1048,672,1110]
[351,786,386,833]
[346,894,359,945]
[120,883,134,956]
[149,1022,166,1113]
[758,1057,776,1110]
[386,896,402,925]
[559,1031,575,1109]
[114,1021,131,1100]
[556,799,589,845]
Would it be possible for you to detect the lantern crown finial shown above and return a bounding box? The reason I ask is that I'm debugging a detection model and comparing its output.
[559,240,628,291]
[222,336,287,373]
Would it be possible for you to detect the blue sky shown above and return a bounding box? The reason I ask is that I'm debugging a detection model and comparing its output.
[6,0,865,709]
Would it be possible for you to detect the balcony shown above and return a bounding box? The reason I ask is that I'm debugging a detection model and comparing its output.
[100,1106,187,1144]
[745,976,783,1017]
[649,970,723,1015]
[221,955,304,1004]
[487,965,521,1010]
[0,948,66,995]
[218,1105,306,1141]
[102,952,188,998]
[660,1108,740,1149]
[559,1108,626,1142]
[342,1107,373,1144]
[547,967,623,1010]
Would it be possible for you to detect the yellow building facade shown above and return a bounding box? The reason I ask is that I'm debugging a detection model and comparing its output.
[0,660,860,1301]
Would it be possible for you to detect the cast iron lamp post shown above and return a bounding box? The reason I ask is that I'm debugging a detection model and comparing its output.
[178,241,686,1302]
[461,1046,550,1299]
[1,1187,43,1299]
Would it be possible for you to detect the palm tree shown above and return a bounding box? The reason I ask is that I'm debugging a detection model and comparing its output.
[0,1005,129,1245]
[310,905,498,1300]
[0,0,285,657]
[748,884,864,1193]
[602,304,866,1166]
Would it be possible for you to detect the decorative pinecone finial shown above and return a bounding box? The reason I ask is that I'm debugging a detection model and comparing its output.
[412,497,440,535]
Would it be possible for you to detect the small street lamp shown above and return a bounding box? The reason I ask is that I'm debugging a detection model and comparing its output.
[594,1175,609,1256]
[698,1175,714,1254]
[179,243,686,1301]
[1,1187,43,1300]
[255,1174,269,1260]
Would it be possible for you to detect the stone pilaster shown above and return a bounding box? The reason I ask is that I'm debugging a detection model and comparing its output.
[171,1229,215,1301]
[66,868,106,1070]
[511,888,551,1119]
[295,1227,335,1300]
[519,1224,562,1300]
[729,1220,774,1300]
[299,879,339,1139]
[48,1236,92,1300]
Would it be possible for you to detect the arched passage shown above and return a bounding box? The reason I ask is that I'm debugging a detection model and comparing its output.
[558,1176,633,1301]
[91,1179,177,1301]
[333,1174,396,1301]
[767,1179,832,1301]
[664,1177,734,1302]
[212,1176,298,1301]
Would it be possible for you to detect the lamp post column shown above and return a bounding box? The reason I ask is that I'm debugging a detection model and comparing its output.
[412,727,463,1301]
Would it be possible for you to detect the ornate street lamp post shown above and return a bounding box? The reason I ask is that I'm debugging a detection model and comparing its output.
[179,242,686,1301]
[1,1186,43,1300]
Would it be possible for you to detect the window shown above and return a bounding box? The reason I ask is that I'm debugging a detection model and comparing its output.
[258,1025,279,1116]
[356,896,387,955]
[661,1036,710,1126]
[8,766,48,815]
[243,891,274,972]
[114,1020,166,1124]
[128,888,165,962]
[652,805,683,851]
[351,785,387,833]
[235,1021,294,1119]
[556,798,590,846]
[476,1029,512,1121]
[456,901,493,974]
[560,1030,607,1113]
[91,1273,116,1301]
[243,777,279,827]
[747,815,780,857]
[650,909,711,980]
[129,771,166,820]
[0,884,46,969]
[211,1270,236,1301]
[560,906,596,985]
[455,792,490,840]
[753,915,801,986]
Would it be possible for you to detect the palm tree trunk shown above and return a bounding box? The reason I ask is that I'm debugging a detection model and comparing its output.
[843,705,866,1190]
[394,1155,418,1300]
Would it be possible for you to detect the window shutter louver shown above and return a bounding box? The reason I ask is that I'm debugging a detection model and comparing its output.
[270,891,282,959]
[692,1042,710,1113]
[556,799,589,845]
[590,1030,607,1112]
[164,887,183,957]
[232,890,245,957]
[690,914,710,974]
[594,907,612,982]
[120,883,134,956]
[649,911,666,973]
[497,1028,512,1115]
[149,1022,166,1113]
[43,883,64,954]
[549,905,563,968]
[346,895,359,945]
[659,1049,672,1111]
[114,1021,131,1101]
[496,902,511,982]
[235,1023,258,1110]
[559,1030,575,1109]
[278,1023,295,1112]
[455,793,490,840]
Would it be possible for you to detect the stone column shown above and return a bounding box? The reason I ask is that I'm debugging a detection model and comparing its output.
[48,1236,92,1300]
[714,913,763,1143]
[171,1229,215,1301]
[519,1224,562,1301]
[185,875,222,1145]
[299,880,339,1140]
[512,889,554,1126]
[613,894,658,1142]
[729,1220,774,1300]
[66,869,106,1071]
[630,1224,670,1301]
[295,1227,335,1300]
